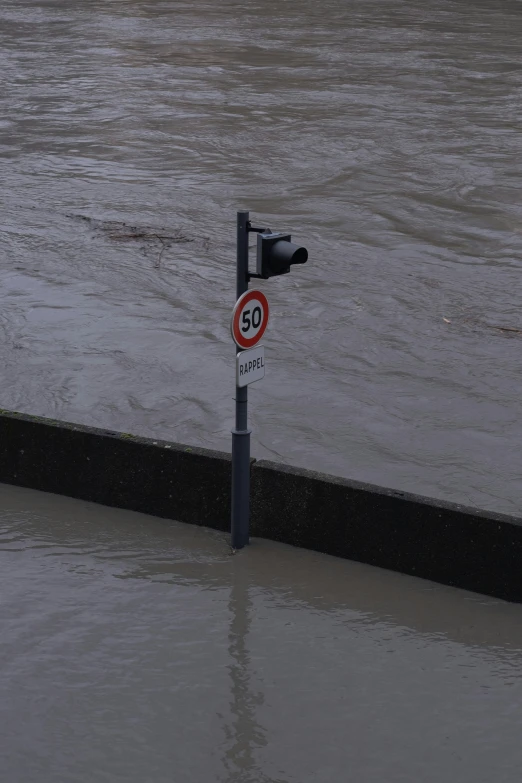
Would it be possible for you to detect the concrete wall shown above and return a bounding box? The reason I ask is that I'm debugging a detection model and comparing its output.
[1,410,521,601]
[250,461,522,602]
[0,411,231,531]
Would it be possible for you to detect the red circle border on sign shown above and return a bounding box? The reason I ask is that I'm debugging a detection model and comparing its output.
[231,290,270,350]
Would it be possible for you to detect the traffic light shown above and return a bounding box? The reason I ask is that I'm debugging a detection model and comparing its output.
[256,231,308,279]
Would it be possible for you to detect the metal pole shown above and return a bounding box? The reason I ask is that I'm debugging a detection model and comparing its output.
[231,210,251,549]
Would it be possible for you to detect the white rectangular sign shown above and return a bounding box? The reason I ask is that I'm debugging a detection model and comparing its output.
[236,345,265,388]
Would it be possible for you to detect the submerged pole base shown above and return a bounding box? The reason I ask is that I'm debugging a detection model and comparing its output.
[231,428,251,550]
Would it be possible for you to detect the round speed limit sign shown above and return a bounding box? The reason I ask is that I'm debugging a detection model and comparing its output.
[231,290,270,350]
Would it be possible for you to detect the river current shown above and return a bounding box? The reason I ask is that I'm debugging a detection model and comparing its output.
[1,0,521,511]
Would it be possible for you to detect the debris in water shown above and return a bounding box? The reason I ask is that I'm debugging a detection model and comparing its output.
[491,325,522,335]
[65,213,204,268]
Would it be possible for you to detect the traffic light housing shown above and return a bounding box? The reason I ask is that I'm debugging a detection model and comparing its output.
[256,232,308,279]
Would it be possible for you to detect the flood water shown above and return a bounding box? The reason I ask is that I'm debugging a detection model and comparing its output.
[1,0,522,513]
[1,483,522,782]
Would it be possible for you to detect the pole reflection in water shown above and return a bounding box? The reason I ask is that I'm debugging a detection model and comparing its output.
[224,561,270,782]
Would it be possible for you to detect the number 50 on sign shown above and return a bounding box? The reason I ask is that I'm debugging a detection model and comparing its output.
[231,290,270,350]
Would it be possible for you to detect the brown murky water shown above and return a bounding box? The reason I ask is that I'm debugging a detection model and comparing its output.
[1,0,522,513]
[1,483,522,782]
